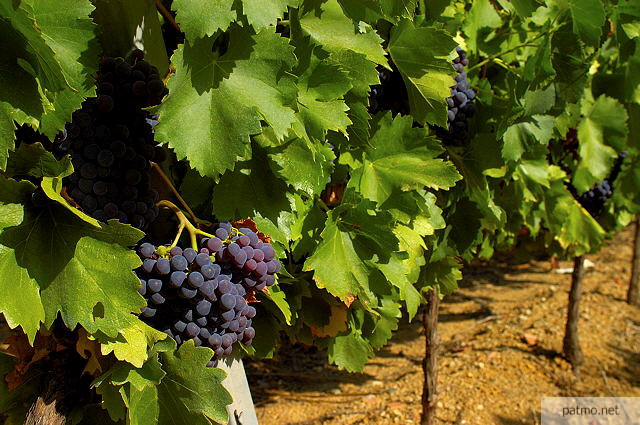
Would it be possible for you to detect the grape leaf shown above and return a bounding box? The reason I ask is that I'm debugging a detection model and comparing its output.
[172,0,236,39]
[366,298,401,350]
[269,138,335,197]
[377,224,426,319]
[425,256,462,296]
[100,321,169,368]
[292,49,353,143]
[122,384,159,425]
[349,114,461,204]
[463,0,501,51]
[298,0,387,66]
[573,96,628,192]
[325,50,379,103]
[242,0,296,29]
[388,20,458,126]
[337,0,385,24]
[541,180,605,255]
[0,197,145,338]
[158,343,232,425]
[27,0,100,136]
[502,115,555,162]
[0,1,69,93]
[569,0,605,47]
[213,146,291,222]
[380,0,418,21]
[0,202,44,343]
[6,143,73,179]
[337,196,399,263]
[154,27,298,177]
[327,330,373,372]
[304,210,374,306]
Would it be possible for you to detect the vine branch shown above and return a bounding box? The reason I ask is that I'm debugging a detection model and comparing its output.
[155,0,180,32]
[151,162,199,225]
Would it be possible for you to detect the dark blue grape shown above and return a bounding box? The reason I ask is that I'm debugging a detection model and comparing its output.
[185,322,199,338]
[139,243,155,258]
[174,321,187,332]
[187,272,204,288]
[195,253,211,267]
[169,271,186,288]
[170,255,187,271]
[151,293,165,304]
[155,258,170,275]
[147,279,162,292]
[179,287,197,299]
[183,248,197,264]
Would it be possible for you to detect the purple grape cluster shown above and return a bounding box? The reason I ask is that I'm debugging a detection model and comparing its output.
[577,153,626,218]
[204,222,281,292]
[55,53,167,230]
[134,224,281,363]
[136,242,257,364]
[439,47,477,146]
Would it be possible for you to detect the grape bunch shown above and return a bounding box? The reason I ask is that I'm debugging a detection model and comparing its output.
[206,222,281,291]
[438,47,477,146]
[55,53,168,230]
[135,224,281,363]
[577,153,626,217]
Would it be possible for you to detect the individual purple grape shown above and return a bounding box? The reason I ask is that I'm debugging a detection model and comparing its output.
[169,271,186,288]
[244,259,257,272]
[179,287,197,299]
[200,264,218,279]
[196,300,212,316]
[155,258,170,275]
[142,258,156,273]
[254,261,267,276]
[261,244,275,261]
[221,334,233,349]
[220,294,235,310]
[147,279,162,292]
[187,272,204,288]
[183,248,197,264]
[233,250,247,266]
[237,235,250,247]
[141,307,156,318]
[185,322,199,338]
[206,237,223,252]
[215,228,229,239]
[246,306,256,319]
[253,249,265,262]
[227,243,241,256]
[195,253,211,267]
[208,334,222,348]
[138,279,147,296]
[151,293,165,304]
[170,255,188,271]
[139,243,155,258]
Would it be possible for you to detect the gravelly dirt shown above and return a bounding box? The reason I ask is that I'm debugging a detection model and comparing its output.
[246,225,640,425]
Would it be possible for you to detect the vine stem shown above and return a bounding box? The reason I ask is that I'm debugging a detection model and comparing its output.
[467,23,566,72]
[157,200,215,250]
[151,162,199,225]
[155,0,180,32]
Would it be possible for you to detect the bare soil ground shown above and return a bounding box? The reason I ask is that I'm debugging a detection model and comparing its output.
[246,226,640,425]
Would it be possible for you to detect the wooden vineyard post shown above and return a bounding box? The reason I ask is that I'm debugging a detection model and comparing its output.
[628,219,640,306]
[563,256,585,371]
[218,358,260,425]
[421,287,440,425]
